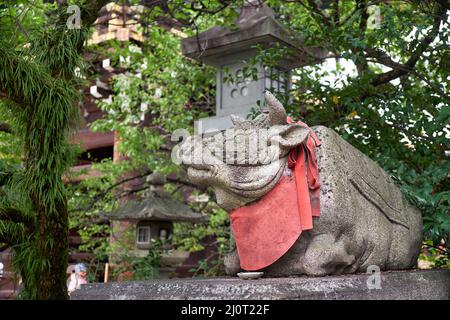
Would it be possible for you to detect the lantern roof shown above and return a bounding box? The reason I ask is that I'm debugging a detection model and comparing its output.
[88,2,145,45]
[107,195,208,223]
[181,2,329,69]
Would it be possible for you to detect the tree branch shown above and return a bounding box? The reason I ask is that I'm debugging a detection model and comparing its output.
[332,0,340,25]
[0,207,35,231]
[114,175,206,200]
[296,0,332,27]
[355,0,369,75]
[79,0,111,27]
[337,0,385,26]
[69,169,154,214]
[0,90,25,110]
[366,55,450,99]
[0,236,11,247]
[370,3,447,87]
[0,222,26,247]
[365,47,407,70]
[70,166,206,214]
[0,122,12,134]
[1,1,110,108]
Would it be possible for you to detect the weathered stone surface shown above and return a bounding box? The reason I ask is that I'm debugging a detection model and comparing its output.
[71,269,449,300]
[181,2,328,69]
[178,92,423,276]
[257,124,422,276]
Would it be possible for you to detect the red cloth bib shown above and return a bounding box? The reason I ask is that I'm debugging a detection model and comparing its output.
[230,118,321,271]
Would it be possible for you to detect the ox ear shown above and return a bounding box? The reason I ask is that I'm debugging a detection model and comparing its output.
[230,114,245,126]
[263,91,287,126]
[276,124,310,149]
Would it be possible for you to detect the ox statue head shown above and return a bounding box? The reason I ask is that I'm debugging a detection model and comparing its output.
[176,92,310,211]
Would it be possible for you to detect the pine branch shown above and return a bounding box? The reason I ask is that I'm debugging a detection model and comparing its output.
[47,0,110,29]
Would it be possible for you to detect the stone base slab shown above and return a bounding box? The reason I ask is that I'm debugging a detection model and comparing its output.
[71,269,449,300]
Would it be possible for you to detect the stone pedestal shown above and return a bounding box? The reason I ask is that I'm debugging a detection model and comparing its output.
[71,269,449,300]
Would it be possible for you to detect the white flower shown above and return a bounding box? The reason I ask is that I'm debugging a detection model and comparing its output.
[103,95,113,105]
[140,102,148,112]
[128,45,142,54]
[154,88,162,99]
[119,55,132,66]
[140,59,148,70]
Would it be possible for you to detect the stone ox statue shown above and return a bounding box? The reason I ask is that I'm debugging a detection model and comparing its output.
[177,92,422,276]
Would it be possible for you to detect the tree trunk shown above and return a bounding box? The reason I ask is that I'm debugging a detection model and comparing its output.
[21,110,70,299]
[35,199,69,299]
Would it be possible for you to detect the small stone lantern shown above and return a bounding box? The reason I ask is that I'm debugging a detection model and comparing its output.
[108,194,208,278]
[109,195,207,250]
[181,1,328,134]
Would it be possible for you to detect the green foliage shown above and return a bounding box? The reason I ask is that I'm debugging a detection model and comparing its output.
[253,1,449,262]
[172,201,230,277]
[0,0,108,299]
[118,242,163,281]
[131,251,161,280]
[68,26,217,269]
[420,240,449,269]
[107,223,162,281]
[0,39,78,298]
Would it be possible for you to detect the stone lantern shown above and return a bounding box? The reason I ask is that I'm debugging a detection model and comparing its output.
[107,193,208,279]
[181,1,328,134]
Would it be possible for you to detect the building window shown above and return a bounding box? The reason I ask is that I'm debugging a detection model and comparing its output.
[136,226,151,244]
[77,145,114,165]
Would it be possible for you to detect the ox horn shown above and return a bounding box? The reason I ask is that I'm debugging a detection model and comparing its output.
[263,91,287,126]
